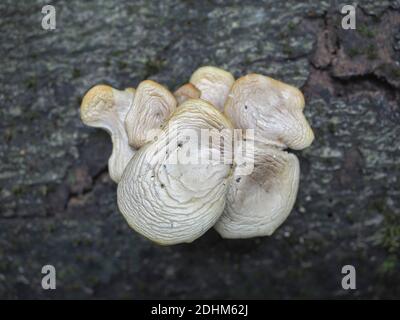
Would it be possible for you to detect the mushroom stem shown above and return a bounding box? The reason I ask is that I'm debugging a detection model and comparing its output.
[107,117,135,183]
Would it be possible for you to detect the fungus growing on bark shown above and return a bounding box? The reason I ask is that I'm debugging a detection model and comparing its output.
[80,67,314,244]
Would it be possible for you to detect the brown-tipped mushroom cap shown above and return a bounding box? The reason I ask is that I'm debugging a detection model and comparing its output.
[80,84,136,183]
[214,142,300,238]
[118,99,233,245]
[125,80,177,149]
[190,66,235,111]
[173,83,200,105]
[224,74,314,150]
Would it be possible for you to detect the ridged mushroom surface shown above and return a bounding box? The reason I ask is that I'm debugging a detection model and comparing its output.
[173,83,200,105]
[118,99,233,245]
[214,142,300,238]
[190,66,235,112]
[218,73,314,238]
[224,74,314,150]
[125,80,177,149]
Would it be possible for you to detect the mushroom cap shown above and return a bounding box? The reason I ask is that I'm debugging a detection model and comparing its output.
[214,142,300,238]
[80,85,134,129]
[190,66,235,112]
[224,74,314,150]
[117,99,233,245]
[125,80,177,149]
[173,83,201,105]
[81,85,114,126]
[80,84,135,183]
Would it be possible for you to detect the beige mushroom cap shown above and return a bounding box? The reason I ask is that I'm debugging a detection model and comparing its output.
[190,66,235,111]
[117,99,233,245]
[80,84,135,183]
[224,74,314,150]
[125,80,177,149]
[214,142,300,238]
[173,83,201,105]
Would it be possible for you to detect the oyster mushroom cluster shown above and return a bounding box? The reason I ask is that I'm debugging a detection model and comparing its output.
[80,66,314,245]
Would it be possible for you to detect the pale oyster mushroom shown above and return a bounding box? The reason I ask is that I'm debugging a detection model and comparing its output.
[190,66,235,112]
[80,68,314,244]
[224,74,314,150]
[214,141,300,238]
[173,83,201,105]
[125,80,177,149]
[80,84,136,183]
[117,99,233,245]
[215,74,314,238]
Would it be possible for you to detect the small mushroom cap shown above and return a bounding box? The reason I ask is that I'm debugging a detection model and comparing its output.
[214,143,300,238]
[224,74,314,150]
[80,84,134,127]
[81,84,114,125]
[173,83,201,105]
[125,80,177,149]
[118,99,233,245]
[190,66,235,111]
[80,84,135,183]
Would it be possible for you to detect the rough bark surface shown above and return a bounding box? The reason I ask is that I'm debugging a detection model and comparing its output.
[0,0,399,298]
